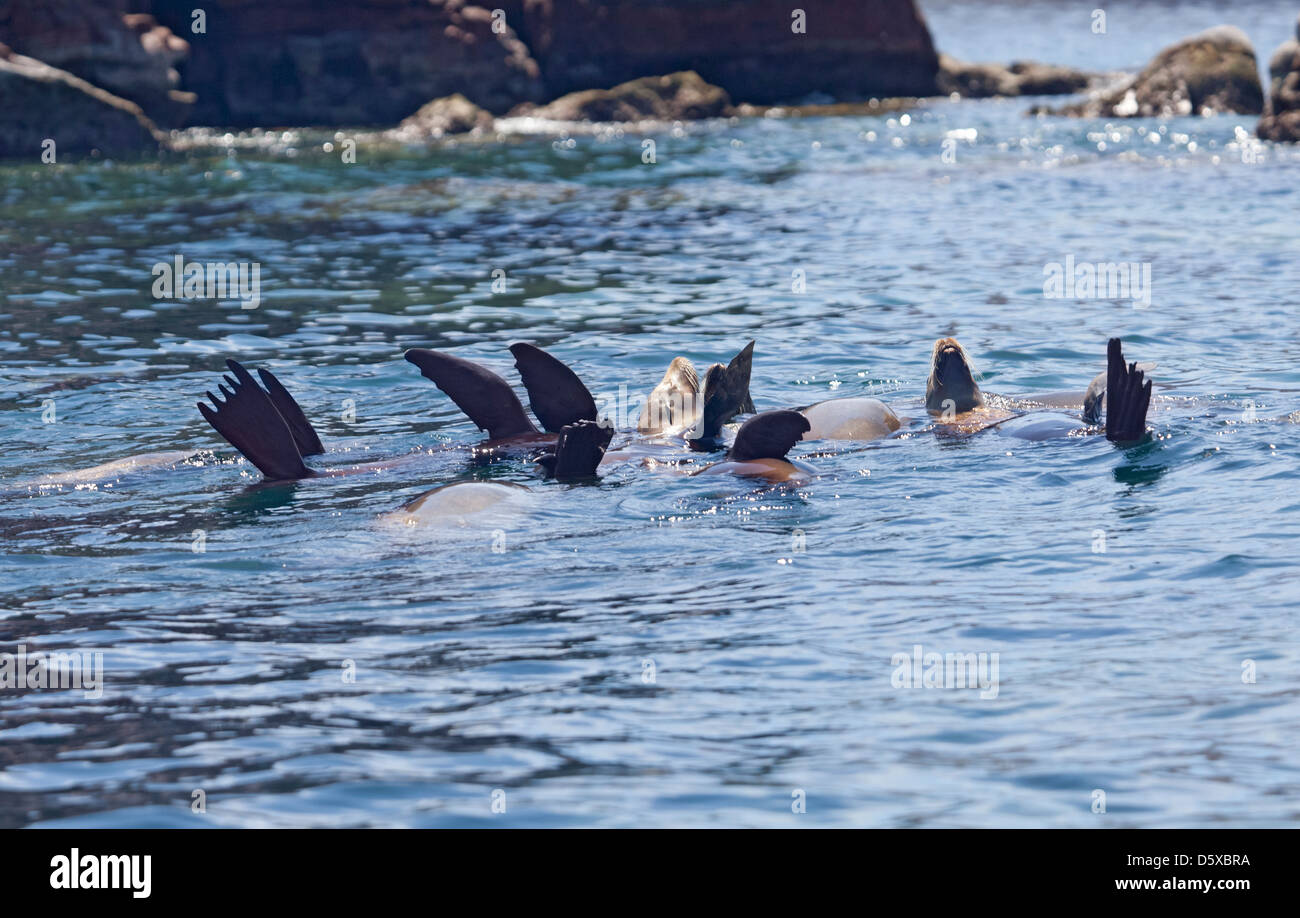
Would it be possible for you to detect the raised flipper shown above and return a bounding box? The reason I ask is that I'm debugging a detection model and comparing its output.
[729,409,811,461]
[256,367,324,457]
[509,342,598,432]
[197,360,315,481]
[405,348,538,440]
[1104,337,1152,443]
[1084,358,1156,425]
[537,419,614,480]
[696,340,756,440]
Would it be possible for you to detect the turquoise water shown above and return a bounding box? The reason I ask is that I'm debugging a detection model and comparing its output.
[3,7,1300,828]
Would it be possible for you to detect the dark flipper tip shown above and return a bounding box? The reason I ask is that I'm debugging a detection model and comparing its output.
[405,347,537,440]
[728,409,811,462]
[541,419,614,480]
[198,361,314,481]
[257,366,325,457]
[509,341,598,433]
[695,340,757,441]
[1104,338,1152,443]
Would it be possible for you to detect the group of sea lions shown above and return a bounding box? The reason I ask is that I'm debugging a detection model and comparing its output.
[191,335,1153,520]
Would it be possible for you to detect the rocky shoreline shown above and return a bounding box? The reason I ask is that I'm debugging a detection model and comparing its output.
[3,1,1300,158]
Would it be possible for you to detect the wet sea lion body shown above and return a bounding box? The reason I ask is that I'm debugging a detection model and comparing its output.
[378,480,531,529]
[800,397,903,441]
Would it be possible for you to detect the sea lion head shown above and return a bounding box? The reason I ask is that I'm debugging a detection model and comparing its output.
[638,357,700,434]
[925,337,983,415]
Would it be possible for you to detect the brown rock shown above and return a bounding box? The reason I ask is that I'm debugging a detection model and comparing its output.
[1050,26,1263,118]
[0,46,167,158]
[0,0,193,126]
[522,0,939,104]
[1007,60,1096,96]
[390,93,494,140]
[937,55,1094,98]
[1256,27,1300,141]
[521,70,730,122]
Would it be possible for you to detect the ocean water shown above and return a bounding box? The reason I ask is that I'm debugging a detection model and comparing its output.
[2,2,1299,828]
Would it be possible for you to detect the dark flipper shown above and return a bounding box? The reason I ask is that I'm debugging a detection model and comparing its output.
[728,409,811,461]
[405,348,538,440]
[197,360,315,481]
[1104,338,1152,443]
[537,419,614,480]
[696,340,756,440]
[255,366,324,457]
[509,342,598,432]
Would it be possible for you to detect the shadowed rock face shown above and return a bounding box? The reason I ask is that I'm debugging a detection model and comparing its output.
[0,0,936,135]
[521,0,939,103]
[0,45,166,157]
[520,70,731,122]
[1048,25,1263,118]
[1257,16,1300,142]
[0,0,193,125]
[140,0,545,125]
[0,0,937,141]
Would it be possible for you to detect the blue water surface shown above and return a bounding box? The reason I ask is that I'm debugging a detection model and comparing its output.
[1,1,1298,827]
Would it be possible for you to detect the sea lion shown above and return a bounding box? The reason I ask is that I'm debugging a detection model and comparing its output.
[921,336,1153,442]
[697,410,815,484]
[636,340,756,443]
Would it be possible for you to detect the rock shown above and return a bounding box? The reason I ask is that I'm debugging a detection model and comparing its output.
[0,45,167,158]
[0,0,193,126]
[937,54,1094,98]
[1007,60,1096,96]
[141,0,544,126]
[520,71,730,122]
[522,0,939,104]
[390,93,494,140]
[1049,26,1263,118]
[1256,18,1300,142]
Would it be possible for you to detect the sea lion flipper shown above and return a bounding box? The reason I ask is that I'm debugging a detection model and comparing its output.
[728,409,811,461]
[198,360,314,481]
[538,419,613,480]
[1104,338,1152,443]
[508,342,598,433]
[404,349,537,440]
[696,340,756,440]
[253,365,325,457]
